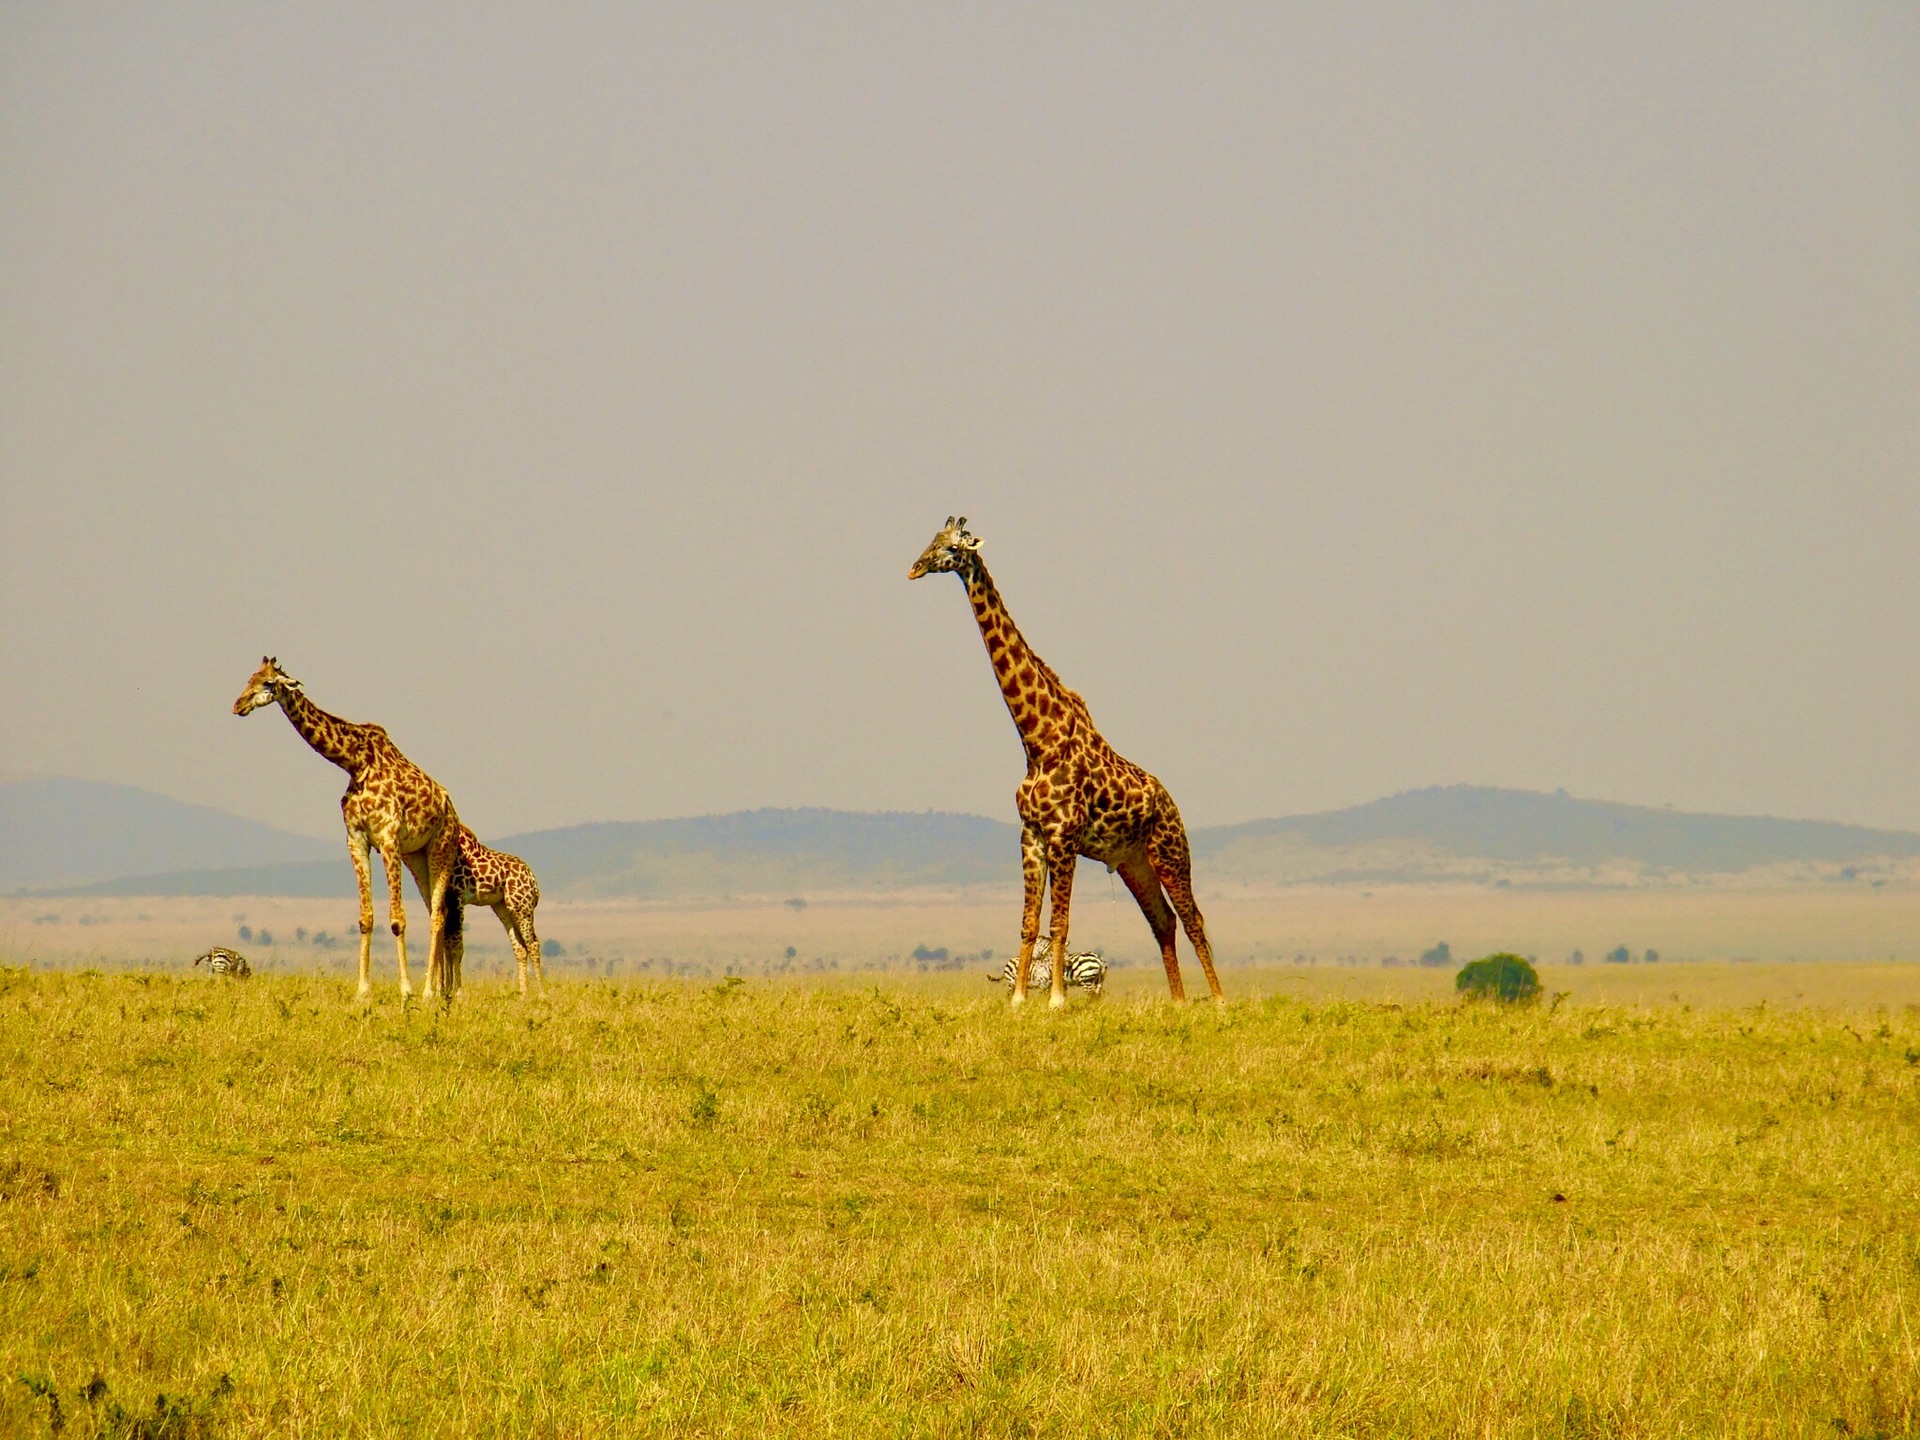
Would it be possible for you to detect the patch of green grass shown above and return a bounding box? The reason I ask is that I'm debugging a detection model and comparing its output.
[0,969,1917,1435]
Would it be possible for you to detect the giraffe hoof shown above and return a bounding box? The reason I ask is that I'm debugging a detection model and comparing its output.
[1009,991,1025,1009]
[1048,992,1067,1010]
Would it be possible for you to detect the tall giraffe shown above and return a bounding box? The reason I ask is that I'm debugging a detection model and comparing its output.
[910,518,1224,1008]
[232,657,462,1001]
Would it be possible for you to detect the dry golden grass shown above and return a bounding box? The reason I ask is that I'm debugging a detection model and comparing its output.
[1224,961,1920,1012]
[1,962,1918,1437]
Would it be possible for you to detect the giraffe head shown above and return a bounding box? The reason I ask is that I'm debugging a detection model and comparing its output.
[908,516,982,580]
[232,656,300,716]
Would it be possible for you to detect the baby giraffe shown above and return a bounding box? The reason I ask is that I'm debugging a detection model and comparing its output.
[443,824,543,996]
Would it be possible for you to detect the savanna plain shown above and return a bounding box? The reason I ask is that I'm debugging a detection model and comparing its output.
[2,892,1919,1437]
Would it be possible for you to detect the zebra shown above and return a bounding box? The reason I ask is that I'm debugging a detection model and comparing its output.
[193,947,252,978]
[988,935,1105,998]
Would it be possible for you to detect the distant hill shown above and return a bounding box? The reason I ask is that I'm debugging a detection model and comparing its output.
[500,810,1021,897]
[26,782,1920,898]
[1194,785,1920,880]
[0,778,334,892]
[57,808,1025,899]
[65,859,363,899]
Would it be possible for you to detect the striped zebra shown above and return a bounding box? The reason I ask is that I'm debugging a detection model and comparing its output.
[193,947,252,978]
[988,935,1105,998]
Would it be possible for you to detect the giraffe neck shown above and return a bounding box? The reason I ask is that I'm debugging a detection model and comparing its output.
[961,556,1078,756]
[274,685,373,775]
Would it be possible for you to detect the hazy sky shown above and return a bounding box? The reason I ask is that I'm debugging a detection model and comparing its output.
[4,3,1918,841]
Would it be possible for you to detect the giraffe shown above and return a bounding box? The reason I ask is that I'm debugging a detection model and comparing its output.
[443,823,543,997]
[232,657,462,1001]
[910,518,1224,1009]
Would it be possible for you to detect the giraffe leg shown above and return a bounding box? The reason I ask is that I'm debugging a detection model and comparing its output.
[404,851,435,998]
[1116,853,1184,1002]
[522,904,542,991]
[1010,824,1046,1008]
[425,828,459,1000]
[384,847,413,998]
[1149,820,1224,1002]
[1044,843,1076,1010]
[494,902,526,996]
[443,896,465,997]
[347,830,376,1000]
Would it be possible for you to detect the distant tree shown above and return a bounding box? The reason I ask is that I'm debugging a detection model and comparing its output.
[237,925,252,942]
[785,946,798,960]
[546,941,566,957]
[257,929,274,947]
[296,927,308,944]
[1604,945,1631,965]
[1644,949,1660,964]
[1456,953,1541,1004]
[1567,950,1584,966]
[1419,942,1452,968]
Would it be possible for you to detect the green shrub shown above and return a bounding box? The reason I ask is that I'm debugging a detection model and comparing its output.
[1455,952,1541,1004]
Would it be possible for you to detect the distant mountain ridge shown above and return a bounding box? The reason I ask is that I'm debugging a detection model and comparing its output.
[17,780,1920,899]
[502,809,1019,897]
[1196,785,1920,874]
[52,809,1021,899]
[0,778,334,891]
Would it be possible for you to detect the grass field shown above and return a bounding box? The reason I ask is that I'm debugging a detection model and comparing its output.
[2,965,1918,1437]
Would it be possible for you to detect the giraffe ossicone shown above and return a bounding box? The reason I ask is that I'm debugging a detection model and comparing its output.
[910,519,1225,1007]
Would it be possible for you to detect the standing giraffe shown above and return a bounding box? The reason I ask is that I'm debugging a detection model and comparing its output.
[443,824,543,997]
[910,518,1224,1008]
[232,657,462,1001]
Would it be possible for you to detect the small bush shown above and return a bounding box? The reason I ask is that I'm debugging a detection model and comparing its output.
[1456,953,1542,1004]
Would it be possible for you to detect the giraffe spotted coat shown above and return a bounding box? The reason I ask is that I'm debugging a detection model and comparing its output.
[444,824,543,996]
[233,657,462,1002]
[910,518,1224,1009]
